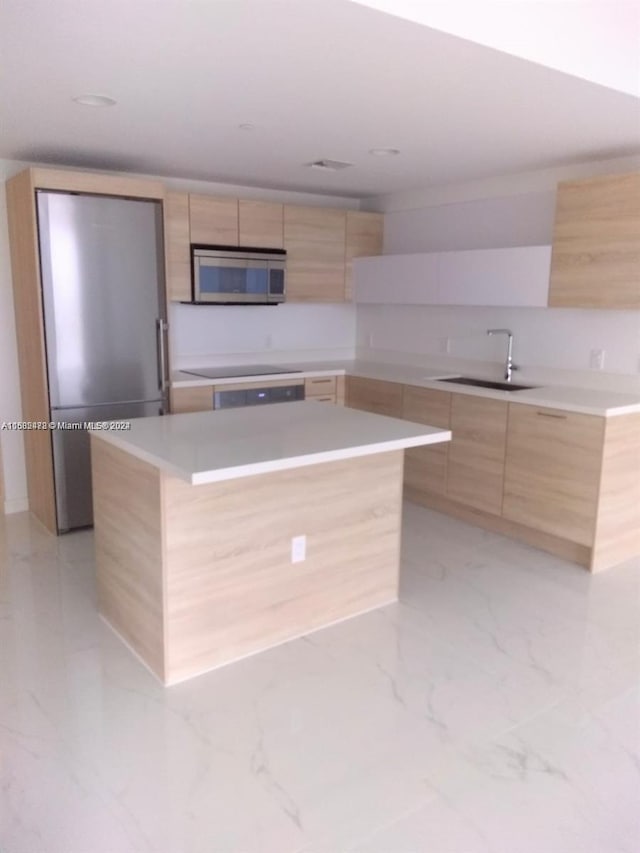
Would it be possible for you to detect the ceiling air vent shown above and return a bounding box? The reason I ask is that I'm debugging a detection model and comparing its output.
[307,159,354,171]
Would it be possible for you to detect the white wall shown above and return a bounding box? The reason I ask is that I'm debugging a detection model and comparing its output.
[171,303,355,368]
[357,154,640,391]
[0,158,360,513]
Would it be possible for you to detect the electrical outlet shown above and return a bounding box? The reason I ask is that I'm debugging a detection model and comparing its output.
[291,535,306,563]
[440,337,451,354]
[368,333,375,348]
[589,348,605,370]
[265,333,273,349]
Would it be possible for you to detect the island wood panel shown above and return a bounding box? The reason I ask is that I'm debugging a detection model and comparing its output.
[591,412,640,571]
[161,451,404,683]
[336,375,346,405]
[402,386,451,497]
[446,394,508,515]
[238,200,284,248]
[164,191,191,302]
[346,377,403,417]
[344,211,384,301]
[28,167,164,199]
[502,404,604,546]
[6,170,57,533]
[548,172,640,309]
[284,206,347,302]
[91,439,166,681]
[189,194,239,246]
[0,440,4,509]
[170,386,214,414]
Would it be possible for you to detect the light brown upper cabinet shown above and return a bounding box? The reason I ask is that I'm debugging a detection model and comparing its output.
[346,377,403,417]
[402,386,451,498]
[503,404,604,546]
[164,192,191,302]
[284,206,347,302]
[238,200,284,248]
[446,394,508,515]
[345,211,384,301]
[548,171,640,309]
[189,194,239,246]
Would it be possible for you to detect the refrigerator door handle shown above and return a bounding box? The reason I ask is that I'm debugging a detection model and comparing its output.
[156,318,168,392]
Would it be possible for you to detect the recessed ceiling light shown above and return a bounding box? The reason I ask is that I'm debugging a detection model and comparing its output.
[73,94,117,107]
[369,148,400,157]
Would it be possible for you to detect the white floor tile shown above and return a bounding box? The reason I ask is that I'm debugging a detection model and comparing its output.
[1,504,638,853]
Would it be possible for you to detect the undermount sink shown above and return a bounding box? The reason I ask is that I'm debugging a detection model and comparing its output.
[435,377,537,392]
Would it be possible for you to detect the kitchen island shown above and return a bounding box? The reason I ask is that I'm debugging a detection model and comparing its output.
[89,401,450,685]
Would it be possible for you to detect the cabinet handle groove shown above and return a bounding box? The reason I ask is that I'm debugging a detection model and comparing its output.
[536,411,567,419]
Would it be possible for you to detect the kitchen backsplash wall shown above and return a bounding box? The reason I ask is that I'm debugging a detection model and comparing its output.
[170,303,356,367]
[357,305,640,392]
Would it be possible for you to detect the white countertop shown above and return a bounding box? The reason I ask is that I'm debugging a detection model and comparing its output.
[171,360,640,417]
[90,401,451,485]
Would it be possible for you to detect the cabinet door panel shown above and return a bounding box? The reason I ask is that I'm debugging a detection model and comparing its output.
[239,200,283,248]
[345,211,383,301]
[503,404,603,545]
[438,247,551,306]
[190,195,238,246]
[549,172,640,309]
[284,206,346,302]
[346,377,403,417]
[165,192,191,302]
[402,386,451,496]
[170,386,214,414]
[447,394,508,515]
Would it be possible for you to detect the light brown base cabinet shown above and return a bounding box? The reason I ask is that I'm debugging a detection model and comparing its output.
[346,376,640,572]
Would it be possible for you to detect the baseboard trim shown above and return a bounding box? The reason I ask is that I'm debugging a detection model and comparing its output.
[3,498,29,515]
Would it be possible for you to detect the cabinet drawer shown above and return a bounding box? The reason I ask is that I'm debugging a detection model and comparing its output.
[307,395,336,404]
[170,386,214,414]
[446,394,508,515]
[346,377,403,417]
[503,404,604,545]
[305,376,337,396]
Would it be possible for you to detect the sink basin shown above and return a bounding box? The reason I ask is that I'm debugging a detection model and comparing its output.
[435,377,537,392]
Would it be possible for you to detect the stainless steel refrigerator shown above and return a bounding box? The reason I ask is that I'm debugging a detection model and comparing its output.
[36,190,169,532]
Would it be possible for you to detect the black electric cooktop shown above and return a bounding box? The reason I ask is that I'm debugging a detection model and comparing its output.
[182,364,301,380]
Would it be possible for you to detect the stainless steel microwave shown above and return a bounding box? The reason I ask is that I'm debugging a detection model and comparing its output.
[192,245,286,304]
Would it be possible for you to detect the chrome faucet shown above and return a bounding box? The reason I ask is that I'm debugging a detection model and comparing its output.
[487,328,518,382]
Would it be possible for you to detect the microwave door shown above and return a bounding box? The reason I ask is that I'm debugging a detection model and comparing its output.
[246,261,269,299]
[198,257,250,302]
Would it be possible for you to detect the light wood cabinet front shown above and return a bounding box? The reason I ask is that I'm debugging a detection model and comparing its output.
[402,386,451,497]
[164,192,191,302]
[189,195,238,246]
[446,394,508,515]
[345,211,384,301]
[284,206,347,302]
[346,377,403,417]
[548,172,640,309]
[305,376,337,403]
[503,404,604,546]
[239,200,284,248]
[170,386,214,414]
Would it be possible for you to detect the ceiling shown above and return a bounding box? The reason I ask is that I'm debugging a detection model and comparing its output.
[1,0,639,198]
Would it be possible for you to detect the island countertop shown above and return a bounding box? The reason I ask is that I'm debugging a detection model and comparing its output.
[90,400,451,485]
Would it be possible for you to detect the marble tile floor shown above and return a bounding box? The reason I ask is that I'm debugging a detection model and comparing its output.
[0,502,638,853]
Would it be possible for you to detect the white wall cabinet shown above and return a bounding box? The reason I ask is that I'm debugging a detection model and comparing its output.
[354,245,551,307]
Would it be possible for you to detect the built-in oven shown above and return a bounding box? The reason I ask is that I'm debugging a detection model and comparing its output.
[214,383,304,409]
[192,245,286,304]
